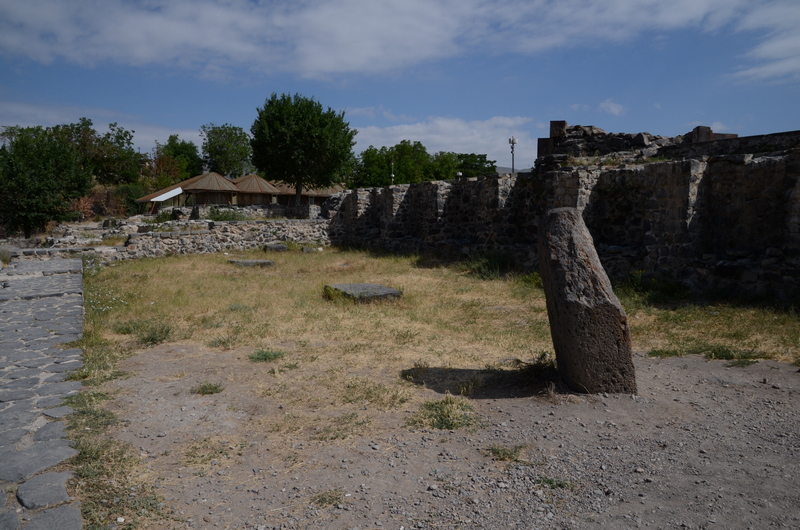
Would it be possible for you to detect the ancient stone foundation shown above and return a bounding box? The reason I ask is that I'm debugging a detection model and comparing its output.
[325,124,800,300]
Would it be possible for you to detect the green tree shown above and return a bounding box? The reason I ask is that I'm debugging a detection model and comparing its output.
[251,93,356,204]
[161,134,202,178]
[350,145,392,188]
[428,151,460,181]
[456,153,497,178]
[51,118,144,185]
[0,125,94,237]
[200,123,253,178]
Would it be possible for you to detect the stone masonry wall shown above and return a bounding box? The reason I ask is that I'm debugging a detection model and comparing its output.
[327,147,800,300]
[11,219,329,262]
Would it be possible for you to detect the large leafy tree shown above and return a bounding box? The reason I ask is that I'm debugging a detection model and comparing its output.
[161,134,203,178]
[146,134,203,190]
[200,123,253,178]
[51,117,143,185]
[456,153,497,178]
[0,125,94,237]
[351,141,498,188]
[251,93,356,204]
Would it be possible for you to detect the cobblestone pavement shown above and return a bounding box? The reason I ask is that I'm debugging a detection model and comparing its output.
[0,258,84,529]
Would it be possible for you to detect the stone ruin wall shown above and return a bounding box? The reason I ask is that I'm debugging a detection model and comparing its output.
[326,124,800,300]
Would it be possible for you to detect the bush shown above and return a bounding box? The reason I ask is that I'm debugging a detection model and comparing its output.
[207,207,247,221]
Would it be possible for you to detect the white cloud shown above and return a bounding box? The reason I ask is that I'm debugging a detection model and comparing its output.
[733,2,800,81]
[598,99,625,116]
[0,0,796,82]
[354,116,539,169]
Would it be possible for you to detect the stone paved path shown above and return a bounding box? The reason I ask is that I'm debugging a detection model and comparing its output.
[0,258,84,529]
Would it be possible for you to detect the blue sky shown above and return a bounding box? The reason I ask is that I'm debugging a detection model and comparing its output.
[1,0,798,172]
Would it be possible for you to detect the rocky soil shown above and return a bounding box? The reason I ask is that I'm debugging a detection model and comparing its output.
[103,346,799,530]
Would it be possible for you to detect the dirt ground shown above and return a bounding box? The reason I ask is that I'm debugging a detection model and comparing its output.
[103,344,799,530]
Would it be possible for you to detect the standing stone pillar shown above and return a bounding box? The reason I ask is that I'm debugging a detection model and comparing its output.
[537,208,637,394]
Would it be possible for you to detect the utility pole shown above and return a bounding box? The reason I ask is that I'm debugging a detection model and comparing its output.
[509,136,518,174]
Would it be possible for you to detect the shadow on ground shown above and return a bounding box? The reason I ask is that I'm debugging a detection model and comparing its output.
[401,358,568,400]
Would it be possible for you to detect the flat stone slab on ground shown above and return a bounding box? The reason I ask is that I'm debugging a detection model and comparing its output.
[264,243,289,252]
[0,439,78,482]
[23,502,82,530]
[16,471,73,509]
[228,259,275,268]
[324,283,402,302]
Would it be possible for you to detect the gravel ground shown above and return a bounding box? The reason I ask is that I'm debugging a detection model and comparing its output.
[102,346,799,530]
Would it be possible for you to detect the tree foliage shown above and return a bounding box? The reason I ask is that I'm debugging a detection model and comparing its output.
[349,141,497,188]
[200,123,253,178]
[250,93,356,204]
[146,134,202,190]
[51,118,143,186]
[0,125,94,237]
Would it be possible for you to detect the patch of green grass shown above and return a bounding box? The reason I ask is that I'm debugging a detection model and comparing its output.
[514,271,543,289]
[207,207,248,221]
[487,444,527,462]
[207,329,239,350]
[311,487,345,507]
[113,319,171,346]
[249,349,286,362]
[615,271,694,310]
[406,394,480,430]
[461,251,515,280]
[648,340,763,362]
[190,381,224,395]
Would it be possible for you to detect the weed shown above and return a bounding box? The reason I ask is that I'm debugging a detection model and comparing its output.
[341,378,409,408]
[249,349,286,362]
[461,251,515,279]
[536,476,573,489]
[406,394,480,430]
[487,444,527,462]
[0,245,13,265]
[190,381,224,395]
[208,329,239,350]
[207,207,248,221]
[113,319,171,345]
[312,413,370,441]
[312,488,345,507]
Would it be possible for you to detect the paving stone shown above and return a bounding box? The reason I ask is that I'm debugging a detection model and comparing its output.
[50,348,83,359]
[0,439,78,482]
[16,471,73,509]
[35,380,81,397]
[323,283,403,302]
[2,368,40,380]
[0,378,40,391]
[32,421,66,442]
[21,502,82,530]
[0,389,36,402]
[0,510,21,530]
[0,428,27,447]
[43,406,74,419]
[16,358,50,368]
[42,373,67,383]
[44,361,83,373]
[0,401,39,431]
[34,395,65,408]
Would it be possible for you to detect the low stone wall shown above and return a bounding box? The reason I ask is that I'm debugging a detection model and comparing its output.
[9,219,330,262]
[326,148,800,300]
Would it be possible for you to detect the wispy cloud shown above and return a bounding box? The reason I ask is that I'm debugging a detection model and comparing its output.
[598,99,625,116]
[0,1,795,82]
[355,116,538,168]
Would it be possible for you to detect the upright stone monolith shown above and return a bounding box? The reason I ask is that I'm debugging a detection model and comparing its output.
[537,207,637,394]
